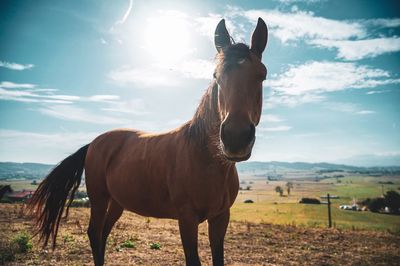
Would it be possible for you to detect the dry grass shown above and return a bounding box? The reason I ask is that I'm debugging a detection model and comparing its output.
[0,204,399,265]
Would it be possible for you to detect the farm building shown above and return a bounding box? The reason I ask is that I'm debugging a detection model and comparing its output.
[1,188,34,203]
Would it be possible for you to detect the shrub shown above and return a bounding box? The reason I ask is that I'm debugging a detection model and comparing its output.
[368,197,385,212]
[120,240,136,249]
[63,234,74,244]
[299,198,321,204]
[275,186,284,196]
[150,242,161,250]
[13,232,32,253]
[385,190,400,214]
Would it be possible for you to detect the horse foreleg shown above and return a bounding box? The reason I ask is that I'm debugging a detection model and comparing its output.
[208,209,229,266]
[87,198,108,266]
[178,214,201,266]
[100,200,123,261]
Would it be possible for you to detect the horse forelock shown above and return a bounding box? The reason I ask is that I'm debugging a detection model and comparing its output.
[215,43,251,76]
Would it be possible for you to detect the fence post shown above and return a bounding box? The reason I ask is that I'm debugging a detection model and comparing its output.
[327,193,332,228]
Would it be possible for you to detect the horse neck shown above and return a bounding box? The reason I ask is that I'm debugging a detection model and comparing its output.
[186,80,222,154]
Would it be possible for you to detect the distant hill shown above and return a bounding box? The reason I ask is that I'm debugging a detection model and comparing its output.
[236,161,400,174]
[0,161,399,180]
[0,162,53,180]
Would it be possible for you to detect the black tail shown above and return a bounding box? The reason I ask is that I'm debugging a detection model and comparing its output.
[28,144,90,249]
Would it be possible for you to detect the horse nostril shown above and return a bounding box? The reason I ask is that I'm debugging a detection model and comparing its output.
[248,124,255,142]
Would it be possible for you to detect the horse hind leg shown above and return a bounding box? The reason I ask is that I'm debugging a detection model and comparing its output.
[87,196,109,266]
[100,199,124,261]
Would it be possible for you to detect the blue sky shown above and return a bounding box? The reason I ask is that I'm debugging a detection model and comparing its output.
[0,0,399,166]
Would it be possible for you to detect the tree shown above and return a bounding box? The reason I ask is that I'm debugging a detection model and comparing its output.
[384,190,400,214]
[368,197,385,212]
[275,186,284,197]
[286,182,294,195]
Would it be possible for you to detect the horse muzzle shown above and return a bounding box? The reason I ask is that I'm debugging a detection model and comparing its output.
[220,122,256,162]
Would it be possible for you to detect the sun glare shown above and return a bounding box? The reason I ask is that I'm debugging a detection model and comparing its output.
[143,11,193,64]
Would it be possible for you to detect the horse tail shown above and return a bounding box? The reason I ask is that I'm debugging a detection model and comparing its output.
[28,144,90,249]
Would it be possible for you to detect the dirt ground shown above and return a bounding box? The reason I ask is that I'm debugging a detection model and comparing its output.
[0,204,399,266]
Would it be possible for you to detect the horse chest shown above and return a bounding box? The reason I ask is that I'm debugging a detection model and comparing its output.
[177,169,239,220]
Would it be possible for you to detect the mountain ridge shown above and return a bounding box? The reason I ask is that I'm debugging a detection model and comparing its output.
[1,161,399,180]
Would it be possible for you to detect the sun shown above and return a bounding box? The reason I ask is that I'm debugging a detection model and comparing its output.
[143,11,193,64]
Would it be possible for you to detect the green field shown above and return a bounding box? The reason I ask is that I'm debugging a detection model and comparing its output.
[2,174,400,233]
[231,202,400,232]
[232,175,400,232]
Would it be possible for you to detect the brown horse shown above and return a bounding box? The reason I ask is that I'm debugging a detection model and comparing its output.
[28,18,268,266]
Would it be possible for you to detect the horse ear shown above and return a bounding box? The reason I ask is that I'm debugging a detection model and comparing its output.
[214,19,231,53]
[250,18,268,59]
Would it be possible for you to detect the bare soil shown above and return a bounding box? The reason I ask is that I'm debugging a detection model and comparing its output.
[0,204,399,265]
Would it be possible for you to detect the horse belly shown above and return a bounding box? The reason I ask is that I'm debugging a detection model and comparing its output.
[106,172,178,219]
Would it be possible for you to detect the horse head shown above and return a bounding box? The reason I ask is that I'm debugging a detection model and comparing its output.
[214,18,268,162]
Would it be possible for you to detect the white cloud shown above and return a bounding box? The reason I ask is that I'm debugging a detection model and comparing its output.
[243,9,365,43]
[38,105,129,125]
[258,125,292,132]
[324,102,358,113]
[101,98,149,115]
[277,0,326,4]
[174,59,214,80]
[261,114,285,122]
[194,13,222,42]
[0,88,74,104]
[311,37,400,60]
[108,65,180,87]
[210,6,399,60]
[265,92,325,108]
[0,88,40,102]
[109,59,214,87]
[44,95,81,101]
[324,102,375,115]
[363,18,400,28]
[0,80,145,121]
[268,61,400,95]
[0,81,36,89]
[356,110,376,115]
[0,61,34,71]
[88,95,120,102]
[366,90,389,95]
[0,85,128,105]
[0,130,98,163]
[0,84,79,104]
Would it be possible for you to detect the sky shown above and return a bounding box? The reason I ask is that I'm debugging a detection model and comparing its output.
[0,0,399,166]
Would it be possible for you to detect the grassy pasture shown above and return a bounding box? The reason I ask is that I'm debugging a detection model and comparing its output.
[232,175,400,232]
[2,174,399,232]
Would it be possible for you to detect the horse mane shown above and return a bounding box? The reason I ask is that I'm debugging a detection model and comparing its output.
[185,80,219,147]
[185,43,251,148]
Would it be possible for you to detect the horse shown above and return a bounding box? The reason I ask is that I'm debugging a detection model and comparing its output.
[28,18,268,266]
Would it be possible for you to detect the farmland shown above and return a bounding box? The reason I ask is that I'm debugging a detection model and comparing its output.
[232,175,400,232]
[1,162,400,265]
[1,163,400,232]
[1,204,399,265]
